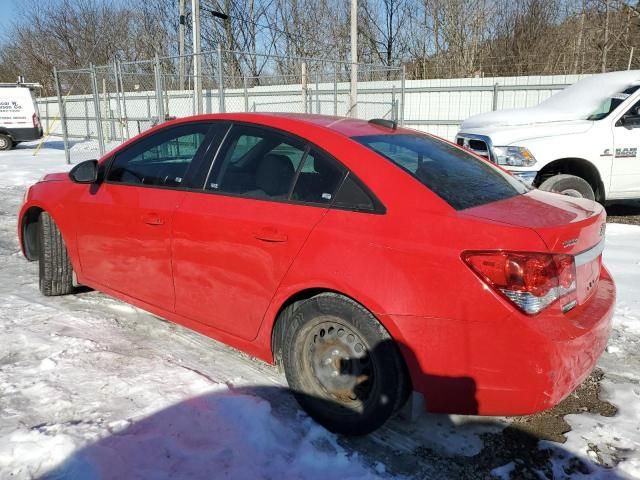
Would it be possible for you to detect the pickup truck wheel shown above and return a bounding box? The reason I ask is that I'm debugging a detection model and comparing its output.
[0,134,11,151]
[282,293,409,435]
[539,174,595,201]
[38,212,74,296]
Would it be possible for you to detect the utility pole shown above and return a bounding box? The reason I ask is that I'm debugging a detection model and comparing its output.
[192,0,203,114]
[179,0,185,90]
[350,0,358,118]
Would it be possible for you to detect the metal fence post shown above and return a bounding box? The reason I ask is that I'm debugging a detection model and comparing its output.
[243,75,249,112]
[301,61,307,113]
[217,44,225,113]
[391,85,397,122]
[117,61,130,140]
[315,77,320,114]
[333,68,338,116]
[113,60,124,142]
[492,82,499,111]
[90,64,106,156]
[53,67,71,164]
[400,65,406,126]
[154,54,165,122]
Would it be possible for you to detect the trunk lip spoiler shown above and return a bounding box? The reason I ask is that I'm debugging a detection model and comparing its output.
[575,238,605,267]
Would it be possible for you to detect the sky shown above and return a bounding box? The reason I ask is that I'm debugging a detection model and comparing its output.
[0,0,24,41]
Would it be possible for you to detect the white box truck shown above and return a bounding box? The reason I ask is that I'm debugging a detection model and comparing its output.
[456,70,640,203]
[0,81,43,150]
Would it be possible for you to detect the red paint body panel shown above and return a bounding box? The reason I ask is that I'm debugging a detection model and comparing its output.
[75,184,184,311]
[171,191,326,340]
[18,113,615,417]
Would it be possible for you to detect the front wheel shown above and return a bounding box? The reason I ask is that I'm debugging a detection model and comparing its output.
[538,174,595,201]
[38,212,74,296]
[282,293,409,435]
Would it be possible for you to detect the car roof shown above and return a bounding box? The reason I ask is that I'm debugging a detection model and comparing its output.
[178,112,415,138]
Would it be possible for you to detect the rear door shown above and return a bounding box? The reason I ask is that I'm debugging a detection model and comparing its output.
[172,124,347,340]
[75,122,216,311]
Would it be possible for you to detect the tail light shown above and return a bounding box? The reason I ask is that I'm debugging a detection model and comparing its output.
[462,251,576,315]
[32,113,40,129]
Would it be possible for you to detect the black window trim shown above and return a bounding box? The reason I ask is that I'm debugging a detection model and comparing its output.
[188,120,386,214]
[102,120,223,191]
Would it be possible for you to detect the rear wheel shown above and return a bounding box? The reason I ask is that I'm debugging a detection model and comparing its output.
[38,212,74,296]
[539,174,595,201]
[0,134,11,151]
[282,293,408,435]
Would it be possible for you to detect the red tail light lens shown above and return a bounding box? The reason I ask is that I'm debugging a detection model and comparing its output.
[32,113,40,129]
[463,251,576,315]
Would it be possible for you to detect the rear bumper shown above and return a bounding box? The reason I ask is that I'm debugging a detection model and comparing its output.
[383,266,615,416]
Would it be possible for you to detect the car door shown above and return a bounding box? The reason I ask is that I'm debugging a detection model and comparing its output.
[611,97,640,196]
[171,123,347,341]
[75,122,216,311]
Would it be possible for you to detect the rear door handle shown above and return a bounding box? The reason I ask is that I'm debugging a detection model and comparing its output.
[253,227,288,243]
[142,213,164,226]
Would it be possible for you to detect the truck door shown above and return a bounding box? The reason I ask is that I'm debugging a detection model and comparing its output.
[611,97,640,196]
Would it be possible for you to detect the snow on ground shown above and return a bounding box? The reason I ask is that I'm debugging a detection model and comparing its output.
[0,139,639,479]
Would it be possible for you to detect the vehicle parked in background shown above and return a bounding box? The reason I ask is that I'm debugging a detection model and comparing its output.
[0,79,43,150]
[456,70,640,203]
[18,113,614,435]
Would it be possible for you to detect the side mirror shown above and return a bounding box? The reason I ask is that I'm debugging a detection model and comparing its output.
[69,159,99,184]
[618,114,640,128]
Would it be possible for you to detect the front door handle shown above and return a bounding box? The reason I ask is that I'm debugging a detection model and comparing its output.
[253,227,287,243]
[142,213,164,226]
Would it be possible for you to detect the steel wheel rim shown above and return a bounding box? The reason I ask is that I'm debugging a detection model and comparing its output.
[302,318,376,411]
[0,137,8,149]
[560,188,584,198]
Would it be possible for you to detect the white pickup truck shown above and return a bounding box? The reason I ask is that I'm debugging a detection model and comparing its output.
[456,70,640,203]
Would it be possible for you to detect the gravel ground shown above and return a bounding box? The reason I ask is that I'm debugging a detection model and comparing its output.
[606,200,640,225]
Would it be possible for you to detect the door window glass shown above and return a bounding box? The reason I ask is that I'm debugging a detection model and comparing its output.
[291,149,346,204]
[107,123,210,187]
[207,126,306,200]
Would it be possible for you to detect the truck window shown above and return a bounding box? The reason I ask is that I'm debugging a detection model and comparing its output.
[587,85,640,121]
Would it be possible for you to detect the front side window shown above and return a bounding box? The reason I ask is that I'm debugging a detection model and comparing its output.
[355,133,529,210]
[587,86,640,121]
[107,123,210,186]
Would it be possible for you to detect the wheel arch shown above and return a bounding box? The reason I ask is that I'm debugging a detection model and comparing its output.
[269,286,405,371]
[20,206,44,261]
[534,157,605,202]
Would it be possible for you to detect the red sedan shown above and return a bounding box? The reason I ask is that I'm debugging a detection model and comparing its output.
[18,113,614,435]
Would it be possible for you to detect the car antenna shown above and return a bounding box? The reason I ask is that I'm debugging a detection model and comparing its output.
[368,118,397,130]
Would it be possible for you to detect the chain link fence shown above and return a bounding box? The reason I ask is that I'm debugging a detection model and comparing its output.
[49,49,404,164]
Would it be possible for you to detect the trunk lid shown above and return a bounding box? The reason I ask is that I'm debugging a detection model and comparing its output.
[461,190,606,305]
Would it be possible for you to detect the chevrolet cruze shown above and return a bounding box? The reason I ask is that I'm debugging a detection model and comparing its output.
[18,113,615,435]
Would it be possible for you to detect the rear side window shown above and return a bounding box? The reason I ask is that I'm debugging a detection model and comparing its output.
[207,126,306,200]
[291,149,346,204]
[354,133,529,210]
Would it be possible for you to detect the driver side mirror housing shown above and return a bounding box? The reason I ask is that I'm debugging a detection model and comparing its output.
[69,159,99,184]
[618,114,640,128]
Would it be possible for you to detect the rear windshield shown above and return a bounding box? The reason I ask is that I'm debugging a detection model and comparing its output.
[354,133,529,210]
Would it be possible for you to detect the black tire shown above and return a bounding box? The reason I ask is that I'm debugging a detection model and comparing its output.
[0,134,11,151]
[282,293,409,435]
[38,212,74,296]
[538,174,595,201]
